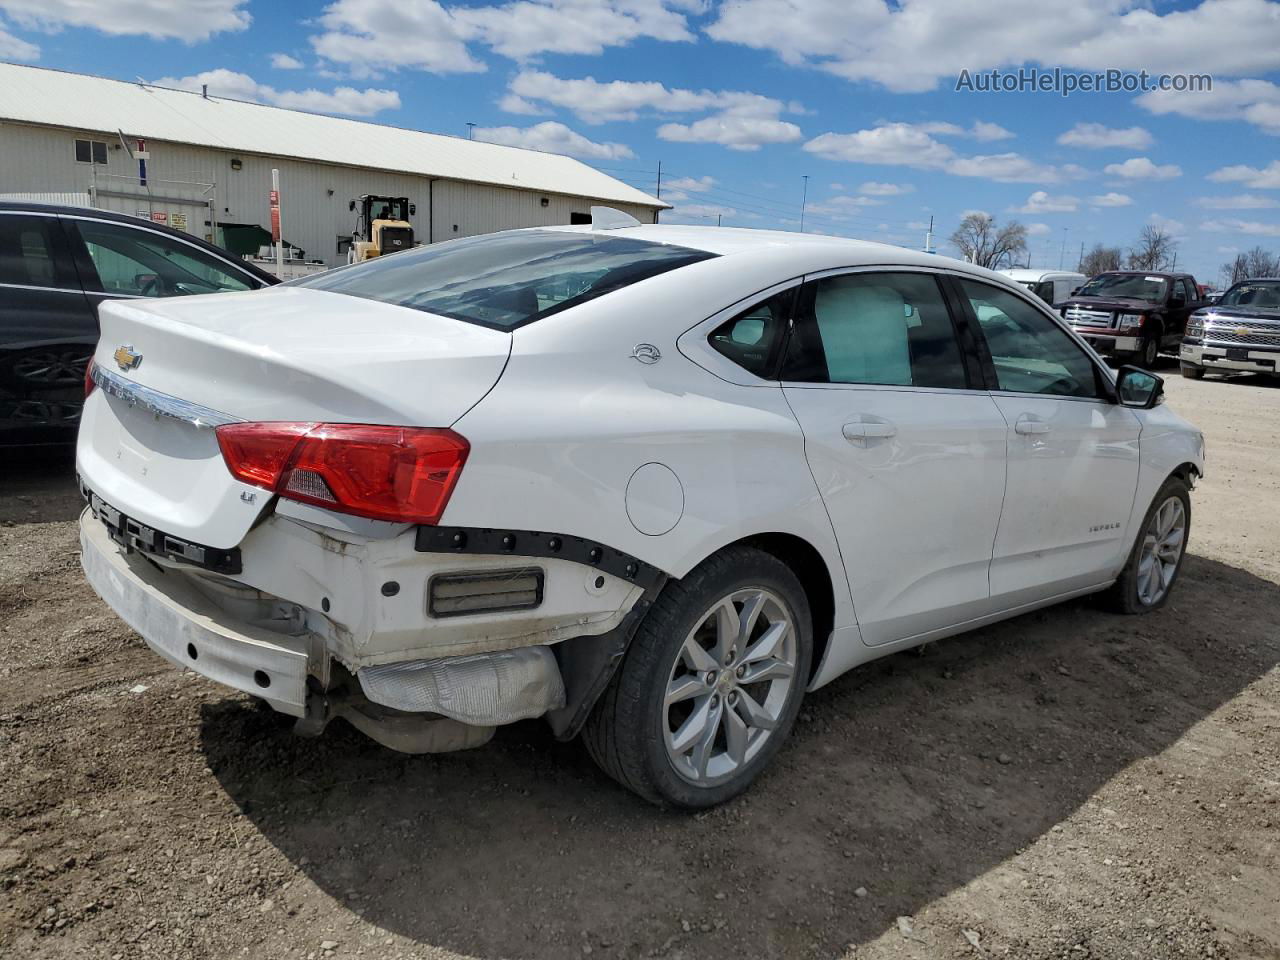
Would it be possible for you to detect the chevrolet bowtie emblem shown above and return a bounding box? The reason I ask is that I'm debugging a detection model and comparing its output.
[1234,327,1252,337]
[113,345,142,371]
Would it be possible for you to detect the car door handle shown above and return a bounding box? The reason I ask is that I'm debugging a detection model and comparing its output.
[1014,416,1050,435]
[842,420,897,444]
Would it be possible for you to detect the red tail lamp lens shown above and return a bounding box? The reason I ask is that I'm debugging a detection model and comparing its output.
[215,422,469,525]
[84,362,96,399]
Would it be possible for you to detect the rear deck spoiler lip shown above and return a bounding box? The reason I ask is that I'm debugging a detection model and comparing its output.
[91,362,243,429]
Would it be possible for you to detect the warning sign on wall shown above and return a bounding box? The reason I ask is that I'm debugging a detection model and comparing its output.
[170,213,188,230]
[150,212,168,224]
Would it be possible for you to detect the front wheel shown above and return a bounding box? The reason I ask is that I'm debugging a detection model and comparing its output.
[1138,335,1161,370]
[1180,362,1206,380]
[584,546,812,808]
[1100,476,1191,614]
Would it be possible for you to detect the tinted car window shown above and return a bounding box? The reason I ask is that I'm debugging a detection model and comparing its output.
[296,230,717,330]
[783,271,968,389]
[0,215,76,289]
[1220,280,1280,308]
[708,287,795,379]
[961,279,1102,399]
[1076,273,1166,303]
[74,219,254,297]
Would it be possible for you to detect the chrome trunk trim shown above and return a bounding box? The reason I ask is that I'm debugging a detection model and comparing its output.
[91,362,243,428]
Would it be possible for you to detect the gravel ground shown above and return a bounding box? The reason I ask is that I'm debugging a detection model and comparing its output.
[1,369,1277,960]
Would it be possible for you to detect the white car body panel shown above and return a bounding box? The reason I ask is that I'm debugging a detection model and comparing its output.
[75,223,1205,737]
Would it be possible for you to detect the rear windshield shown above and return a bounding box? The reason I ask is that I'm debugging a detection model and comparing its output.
[1219,280,1280,308]
[294,230,716,330]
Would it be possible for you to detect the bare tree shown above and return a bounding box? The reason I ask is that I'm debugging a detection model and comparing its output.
[1126,226,1177,271]
[1221,247,1280,286]
[1078,244,1122,277]
[950,213,1028,269]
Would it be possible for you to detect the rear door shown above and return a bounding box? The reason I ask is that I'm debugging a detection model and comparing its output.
[0,210,96,444]
[780,269,1008,646]
[953,277,1141,603]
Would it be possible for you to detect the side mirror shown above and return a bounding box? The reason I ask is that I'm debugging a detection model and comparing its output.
[409,203,416,216]
[1115,365,1164,409]
[1070,287,1080,296]
[348,200,355,211]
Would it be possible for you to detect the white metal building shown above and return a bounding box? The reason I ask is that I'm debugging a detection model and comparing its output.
[0,63,667,266]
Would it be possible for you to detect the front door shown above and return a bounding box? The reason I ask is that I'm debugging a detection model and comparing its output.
[781,269,1008,646]
[955,277,1142,602]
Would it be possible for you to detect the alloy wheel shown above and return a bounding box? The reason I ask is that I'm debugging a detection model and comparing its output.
[1137,496,1185,605]
[11,349,92,385]
[662,588,797,786]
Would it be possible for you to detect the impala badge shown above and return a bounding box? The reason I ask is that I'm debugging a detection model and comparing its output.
[631,343,662,364]
[113,345,142,372]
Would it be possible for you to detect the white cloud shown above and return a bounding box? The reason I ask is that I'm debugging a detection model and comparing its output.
[1011,191,1079,214]
[807,195,885,217]
[1195,194,1279,209]
[270,53,304,69]
[803,123,1074,183]
[1206,160,1280,189]
[1103,157,1182,180]
[1148,213,1186,237]
[1201,218,1280,237]
[665,176,716,192]
[472,121,634,160]
[1026,222,1052,236]
[1089,192,1133,207]
[915,120,1012,140]
[658,113,802,151]
[154,69,399,117]
[969,121,1014,142]
[1057,122,1153,150]
[1138,79,1280,136]
[859,181,913,196]
[0,23,37,58]
[706,0,1280,93]
[310,0,697,75]
[2,0,249,41]
[497,93,551,115]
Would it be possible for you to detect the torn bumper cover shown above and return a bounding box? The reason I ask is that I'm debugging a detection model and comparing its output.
[357,646,565,725]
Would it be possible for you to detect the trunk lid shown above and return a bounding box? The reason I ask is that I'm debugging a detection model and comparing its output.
[77,286,511,549]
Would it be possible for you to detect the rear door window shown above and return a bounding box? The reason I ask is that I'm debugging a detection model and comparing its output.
[782,271,969,389]
[295,230,716,330]
[0,215,78,289]
[708,287,795,379]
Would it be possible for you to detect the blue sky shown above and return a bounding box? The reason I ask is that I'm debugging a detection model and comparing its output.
[2,0,1279,282]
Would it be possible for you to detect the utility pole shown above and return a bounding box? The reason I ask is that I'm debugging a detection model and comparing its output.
[1058,227,1068,270]
[716,213,722,227]
[466,122,476,140]
[655,161,662,199]
[1078,241,1084,272]
[799,175,809,233]
[924,215,934,254]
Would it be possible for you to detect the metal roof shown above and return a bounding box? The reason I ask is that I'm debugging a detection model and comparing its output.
[0,63,667,210]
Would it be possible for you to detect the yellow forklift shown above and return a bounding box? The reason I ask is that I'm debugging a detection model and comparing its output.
[347,195,416,264]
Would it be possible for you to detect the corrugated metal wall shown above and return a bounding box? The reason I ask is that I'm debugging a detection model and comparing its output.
[0,122,660,266]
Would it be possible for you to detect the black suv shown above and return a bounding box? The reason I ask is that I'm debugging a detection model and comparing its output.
[1,203,277,447]
[1058,271,1206,369]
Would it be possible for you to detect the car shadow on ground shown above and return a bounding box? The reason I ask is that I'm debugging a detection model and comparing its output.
[200,554,1278,960]
[0,450,80,524]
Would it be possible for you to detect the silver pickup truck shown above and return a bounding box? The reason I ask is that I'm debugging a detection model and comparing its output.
[1180,278,1280,380]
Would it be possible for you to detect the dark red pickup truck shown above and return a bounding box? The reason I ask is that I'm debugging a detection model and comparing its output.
[1058,271,1207,369]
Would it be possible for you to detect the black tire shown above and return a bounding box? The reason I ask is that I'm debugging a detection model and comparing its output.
[583,545,812,808]
[1180,362,1206,380]
[1138,333,1161,370]
[1099,476,1191,614]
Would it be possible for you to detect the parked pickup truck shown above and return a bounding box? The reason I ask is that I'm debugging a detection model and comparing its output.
[1060,271,1207,369]
[1179,277,1280,380]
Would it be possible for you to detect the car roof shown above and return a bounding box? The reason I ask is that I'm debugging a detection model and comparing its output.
[0,201,279,284]
[1003,268,1085,281]
[541,222,1014,283]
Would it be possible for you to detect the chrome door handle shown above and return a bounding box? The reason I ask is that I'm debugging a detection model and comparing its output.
[1014,416,1050,435]
[842,420,897,444]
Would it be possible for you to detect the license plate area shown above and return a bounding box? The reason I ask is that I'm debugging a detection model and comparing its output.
[1226,348,1249,361]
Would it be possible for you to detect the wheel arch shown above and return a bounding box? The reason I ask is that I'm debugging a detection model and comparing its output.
[721,531,837,685]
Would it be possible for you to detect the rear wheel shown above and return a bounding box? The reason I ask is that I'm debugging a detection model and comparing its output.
[1100,476,1191,614]
[1180,362,1206,380]
[584,546,811,808]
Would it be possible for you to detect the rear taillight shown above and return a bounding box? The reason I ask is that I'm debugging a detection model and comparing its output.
[84,362,96,399]
[215,422,469,525]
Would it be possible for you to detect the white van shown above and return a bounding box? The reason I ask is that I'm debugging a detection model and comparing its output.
[1001,268,1087,306]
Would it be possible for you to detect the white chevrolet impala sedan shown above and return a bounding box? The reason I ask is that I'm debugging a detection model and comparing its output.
[77,214,1204,807]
